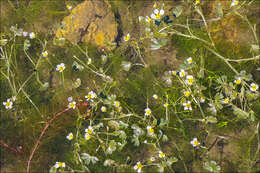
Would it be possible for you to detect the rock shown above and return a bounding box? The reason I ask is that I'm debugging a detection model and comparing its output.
[56,0,118,50]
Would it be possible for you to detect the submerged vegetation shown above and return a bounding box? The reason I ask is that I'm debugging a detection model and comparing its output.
[0,0,260,172]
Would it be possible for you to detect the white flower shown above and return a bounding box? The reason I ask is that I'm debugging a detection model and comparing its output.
[85,133,91,140]
[138,16,144,22]
[134,162,143,173]
[66,4,72,10]
[147,126,154,136]
[67,96,73,102]
[222,98,229,104]
[187,57,193,64]
[184,91,191,97]
[87,58,92,64]
[150,157,155,162]
[153,94,158,99]
[183,101,192,111]
[101,106,107,112]
[150,9,165,20]
[113,101,120,108]
[158,151,165,158]
[250,83,259,92]
[124,33,130,42]
[200,96,205,103]
[194,0,200,5]
[3,99,13,109]
[190,138,200,147]
[85,126,94,135]
[185,75,194,85]
[145,16,152,23]
[23,32,28,37]
[56,63,65,72]
[179,69,186,78]
[231,0,239,7]
[66,132,73,140]
[144,108,152,116]
[234,77,241,85]
[41,51,48,57]
[29,32,35,39]
[11,96,16,102]
[85,91,97,101]
[68,101,76,109]
[54,162,65,168]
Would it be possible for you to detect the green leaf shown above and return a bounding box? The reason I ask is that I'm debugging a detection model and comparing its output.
[24,39,31,50]
[121,61,132,71]
[173,5,183,17]
[233,106,249,119]
[206,116,218,123]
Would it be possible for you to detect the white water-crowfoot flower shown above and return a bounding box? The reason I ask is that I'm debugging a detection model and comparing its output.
[150,9,165,20]
[68,101,76,109]
[29,32,35,39]
[113,101,120,108]
[56,63,65,72]
[145,16,152,23]
[158,151,165,158]
[153,94,158,99]
[184,91,191,97]
[23,32,28,37]
[85,133,91,140]
[101,106,107,112]
[85,91,97,101]
[250,83,259,92]
[54,162,65,168]
[41,51,48,57]
[67,96,73,102]
[179,69,186,78]
[66,132,73,140]
[234,77,241,85]
[150,157,155,162]
[124,33,130,42]
[3,99,13,109]
[147,126,155,136]
[185,75,194,85]
[145,107,152,116]
[190,138,200,147]
[134,162,143,173]
[66,4,72,10]
[187,57,193,64]
[231,0,239,7]
[222,98,229,104]
[183,101,192,111]
[87,58,92,64]
[85,126,94,135]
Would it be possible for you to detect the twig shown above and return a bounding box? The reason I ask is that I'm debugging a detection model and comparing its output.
[0,140,23,153]
[26,102,90,173]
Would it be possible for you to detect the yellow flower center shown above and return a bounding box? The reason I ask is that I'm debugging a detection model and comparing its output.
[147,17,151,22]
[87,129,93,134]
[136,163,142,170]
[195,0,200,4]
[114,101,120,107]
[86,135,91,140]
[160,152,165,158]
[252,85,256,90]
[68,134,73,140]
[235,0,238,5]
[155,13,160,19]
[236,79,241,84]
[124,35,130,41]
[43,52,48,57]
[59,66,64,71]
[186,103,191,108]
[58,162,63,167]
[188,59,192,63]
[148,128,154,134]
[184,91,190,97]
[180,72,185,77]
[188,78,194,84]
[224,98,229,103]
[172,71,177,75]
[6,102,11,107]
[194,140,199,146]
[146,110,151,115]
